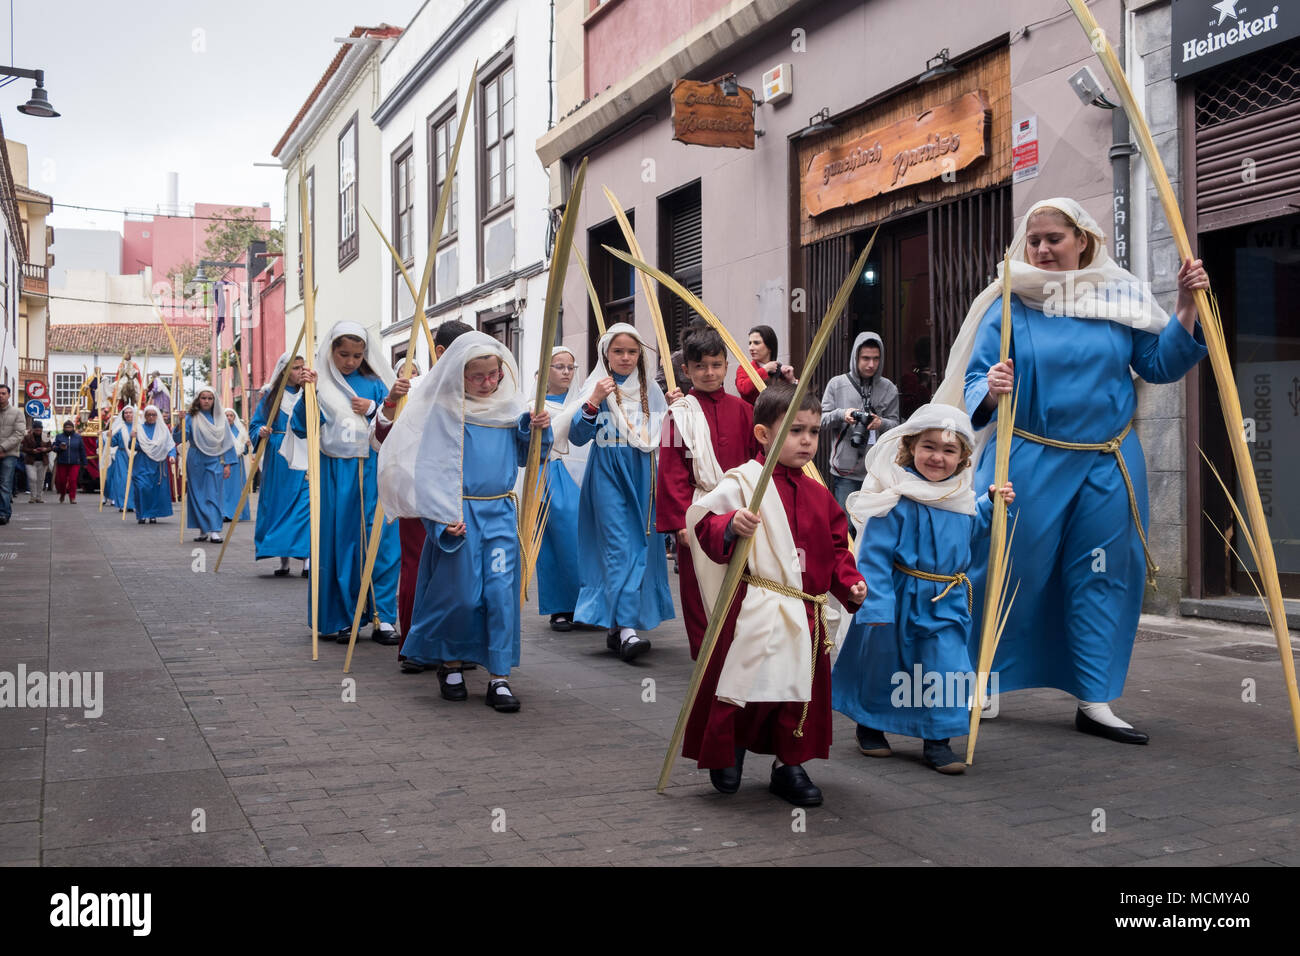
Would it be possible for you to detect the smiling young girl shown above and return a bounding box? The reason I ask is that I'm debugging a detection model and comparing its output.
[185,388,237,543]
[832,405,1013,774]
[567,323,674,661]
[291,321,401,645]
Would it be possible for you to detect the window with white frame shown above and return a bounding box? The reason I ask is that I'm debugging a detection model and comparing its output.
[338,115,359,268]
[54,372,84,410]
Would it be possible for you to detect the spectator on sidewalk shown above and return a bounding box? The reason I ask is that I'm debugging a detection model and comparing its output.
[53,420,88,503]
[0,384,23,524]
[21,421,53,504]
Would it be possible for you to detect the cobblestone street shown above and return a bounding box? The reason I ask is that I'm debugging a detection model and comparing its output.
[2,498,1299,867]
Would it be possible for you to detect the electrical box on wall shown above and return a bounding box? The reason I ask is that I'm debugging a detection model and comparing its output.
[762,63,792,104]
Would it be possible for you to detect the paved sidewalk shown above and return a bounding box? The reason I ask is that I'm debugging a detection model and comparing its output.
[2,498,1299,866]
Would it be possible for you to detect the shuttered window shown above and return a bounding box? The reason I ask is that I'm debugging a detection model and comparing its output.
[658,181,702,351]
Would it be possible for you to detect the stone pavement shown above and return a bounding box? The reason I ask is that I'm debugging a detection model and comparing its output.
[2,496,1299,867]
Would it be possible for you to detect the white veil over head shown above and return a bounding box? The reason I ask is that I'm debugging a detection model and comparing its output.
[136,405,176,462]
[378,331,523,524]
[845,403,978,536]
[188,388,234,457]
[563,322,667,452]
[541,346,587,485]
[933,197,1170,418]
[312,320,397,459]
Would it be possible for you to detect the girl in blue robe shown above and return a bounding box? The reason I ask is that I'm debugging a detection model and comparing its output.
[104,408,136,511]
[832,406,1012,773]
[377,333,549,710]
[221,410,252,522]
[248,353,310,575]
[536,346,584,630]
[184,389,237,542]
[567,324,674,662]
[934,198,1210,743]
[291,321,400,644]
[129,405,177,522]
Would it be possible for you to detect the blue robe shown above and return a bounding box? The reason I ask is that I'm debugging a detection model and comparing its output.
[964,295,1207,702]
[568,377,675,630]
[222,424,252,521]
[536,393,581,616]
[291,370,399,634]
[833,486,992,739]
[249,387,309,559]
[106,429,135,510]
[403,415,551,674]
[129,423,175,521]
[184,415,238,534]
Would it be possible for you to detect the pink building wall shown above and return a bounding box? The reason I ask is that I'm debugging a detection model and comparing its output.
[122,203,272,290]
[584,0,730,97]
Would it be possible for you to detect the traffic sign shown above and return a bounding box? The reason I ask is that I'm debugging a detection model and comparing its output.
[25,399,47,418]
[25,380,47,401]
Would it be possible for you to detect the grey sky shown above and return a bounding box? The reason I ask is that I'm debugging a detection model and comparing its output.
[5,0,426,235]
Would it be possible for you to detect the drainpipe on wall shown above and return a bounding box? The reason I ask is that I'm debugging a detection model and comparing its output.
[1110,32,1137,271]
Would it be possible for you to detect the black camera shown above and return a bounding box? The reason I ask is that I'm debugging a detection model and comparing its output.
[848,405,875,449]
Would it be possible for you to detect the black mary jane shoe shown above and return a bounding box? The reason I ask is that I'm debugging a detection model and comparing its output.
[485,679,521,713]
[709,747,747,795]
[1075,707,1149,745]
[549,613,573,632]
[334,629,354,644]
[437,665,468,702]
[273,567,291,577]
[606,629,651,662]
[148,518,157,524]
[193,534,209,542]
[769,763,823,807]
[371,623,401,646]
[399,658,427,675]
[137,518,146,525]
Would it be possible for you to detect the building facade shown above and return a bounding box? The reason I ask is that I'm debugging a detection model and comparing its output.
[375,0,554,376]
[275,24,403,369]
[7,139,54,423]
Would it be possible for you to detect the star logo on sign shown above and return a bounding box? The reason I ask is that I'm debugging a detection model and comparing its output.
[1212,0,1241,25]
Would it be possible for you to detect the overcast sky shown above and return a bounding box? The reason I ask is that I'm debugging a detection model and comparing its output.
[5,0,426,234]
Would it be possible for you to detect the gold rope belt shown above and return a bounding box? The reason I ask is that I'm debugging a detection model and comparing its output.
[893,562,974,612]
[741,573,831,739]
[1012,419,1157,587]
[463,490,522,554]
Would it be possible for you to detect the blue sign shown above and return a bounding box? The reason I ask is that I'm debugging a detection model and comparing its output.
[25,399,46,418]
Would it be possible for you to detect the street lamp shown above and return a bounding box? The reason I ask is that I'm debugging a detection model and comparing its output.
[0,66,59,117]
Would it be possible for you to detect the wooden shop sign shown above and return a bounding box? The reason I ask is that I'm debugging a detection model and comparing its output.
[804,90,991,216]
[671,79,756,149]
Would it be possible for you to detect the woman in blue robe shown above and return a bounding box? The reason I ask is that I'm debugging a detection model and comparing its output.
[129,405,176,523]
[567,324,674,662]
[248,353,309,575]
[291,321,400,644]
[184,389,237,543]
[221,409,252,522]
[104,408,135,511]
[535,347,584,630]
[937,198,1211,744]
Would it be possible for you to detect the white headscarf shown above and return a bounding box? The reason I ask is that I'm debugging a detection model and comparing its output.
[263,351,302,420]
[378,331,524,524]
[845,403,978,536]
[107,406,136,467]
[540,346,590,483]
[562,323,668,453]
[316,320,396,459]
[188,389,234,457]
[934,197,1169,420]
[136,405,177,462]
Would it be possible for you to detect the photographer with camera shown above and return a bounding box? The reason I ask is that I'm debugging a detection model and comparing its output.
[820,331,900,511]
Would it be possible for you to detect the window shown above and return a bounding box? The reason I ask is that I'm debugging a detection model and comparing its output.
[338,115,359,269]
[481,60,515,213]
[54,372,84,410]
[586,215,637,370]
[429,105,459,241]
[391,137,416,325]
[480,310,521,367]
[297,167,315,297]
[658,181,703,352]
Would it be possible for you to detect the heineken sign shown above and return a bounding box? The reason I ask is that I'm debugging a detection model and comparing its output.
[1172,0,1299,79]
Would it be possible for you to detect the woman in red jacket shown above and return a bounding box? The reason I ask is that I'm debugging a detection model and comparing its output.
[735,324,796,403]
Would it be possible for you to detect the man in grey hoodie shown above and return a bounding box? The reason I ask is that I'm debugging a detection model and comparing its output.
[820,331,900,510]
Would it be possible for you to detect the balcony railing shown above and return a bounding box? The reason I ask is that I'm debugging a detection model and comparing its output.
[19,357,46,375]
[21,261,48,297]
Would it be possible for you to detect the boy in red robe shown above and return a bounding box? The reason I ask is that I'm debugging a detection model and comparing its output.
[684,385,866,807]
[655,329,758,659]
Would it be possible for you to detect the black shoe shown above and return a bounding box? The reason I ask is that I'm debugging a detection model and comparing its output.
[334,629,354,644]
[301,568,309,578]
[606,629,651,662]
[769,763,823,807]
[193,534,209,542]
[273,567,291,577]
[137,518,146,524]
[148,518,156,524]
[1075,707,1149,744]
[709,747,746,795]
[399,658,426,674]
[922,738,966,774]
[855,724,892,758]
[371,623,400,646]
[437,665,468,702]
[549,613,573,632]
[485,679,521,713]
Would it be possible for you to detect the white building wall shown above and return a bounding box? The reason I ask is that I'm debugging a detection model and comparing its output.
[377,0,555,383]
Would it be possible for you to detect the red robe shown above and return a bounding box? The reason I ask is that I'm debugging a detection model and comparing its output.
[684,459,863,769]
[655,387,758,658]
[373,412,426,645]
[734,362,769,405]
